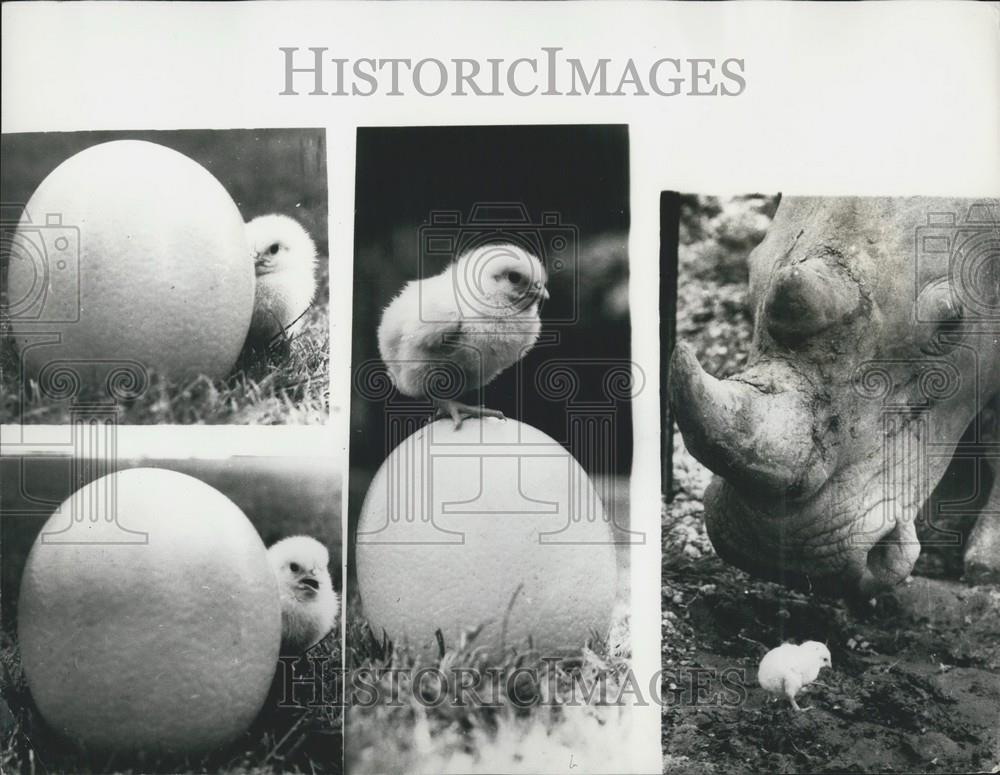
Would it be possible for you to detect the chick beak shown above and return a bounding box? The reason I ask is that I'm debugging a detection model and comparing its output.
[532,281,550,304]
[298,574,320,592]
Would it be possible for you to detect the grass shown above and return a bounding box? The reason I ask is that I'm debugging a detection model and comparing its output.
[344,594,638,774]
[0,285,329,426]
[2,589,633,775]
[0,628,342,775]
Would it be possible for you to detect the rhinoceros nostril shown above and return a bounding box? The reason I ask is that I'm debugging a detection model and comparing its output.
[767,259,861,346]
[859,519,921,594]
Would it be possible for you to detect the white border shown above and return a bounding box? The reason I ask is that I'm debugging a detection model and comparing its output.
[3,3,999,773]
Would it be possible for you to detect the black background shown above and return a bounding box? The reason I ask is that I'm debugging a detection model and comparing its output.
[350,124,633,562]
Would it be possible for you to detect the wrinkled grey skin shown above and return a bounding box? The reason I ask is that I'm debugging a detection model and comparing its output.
[670,197,999,595]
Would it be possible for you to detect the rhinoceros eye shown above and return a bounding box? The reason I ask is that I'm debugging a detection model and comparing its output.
[765,259,860,346]
[916,279,964,355]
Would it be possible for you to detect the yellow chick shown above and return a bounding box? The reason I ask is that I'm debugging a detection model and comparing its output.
[267,535,339,654]
[245,214,317,346]
[377,243,549,428]
[758,641,832,711]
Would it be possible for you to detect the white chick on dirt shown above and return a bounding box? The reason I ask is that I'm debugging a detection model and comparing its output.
[758,641,832,711]
[377,242,548,429]
[246,214,317,346]
[267,535,339,654]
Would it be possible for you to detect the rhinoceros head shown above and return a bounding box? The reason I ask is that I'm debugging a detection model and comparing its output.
[670,197,1000,595]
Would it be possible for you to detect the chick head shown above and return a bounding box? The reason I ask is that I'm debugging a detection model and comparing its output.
[454,243,549,316]
[267,535,332,603]
[246,214,316,277]
[800,640,832,669]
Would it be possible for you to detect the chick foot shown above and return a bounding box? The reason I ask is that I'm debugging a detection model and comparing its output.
[434,400,505,430]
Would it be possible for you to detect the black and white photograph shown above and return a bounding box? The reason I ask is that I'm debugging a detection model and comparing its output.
[661,194,1000,773]
[1,2,997,775]
[346,124,642,773]
[0,129,330,425]
[0,450,343,773]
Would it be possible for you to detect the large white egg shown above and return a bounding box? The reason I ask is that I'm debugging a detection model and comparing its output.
[6,140,254,392]
[17,468,281,756]
[356,418,619,660]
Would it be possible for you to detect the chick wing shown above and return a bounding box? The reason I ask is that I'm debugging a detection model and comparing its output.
[757,643,800,694]
[378,273,482,399]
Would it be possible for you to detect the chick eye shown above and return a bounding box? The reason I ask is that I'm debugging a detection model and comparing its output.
[268,243,280,255]
[508,271,523,284]
[289,562,301,573]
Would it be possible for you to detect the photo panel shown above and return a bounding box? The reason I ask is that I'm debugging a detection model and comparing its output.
[0,125,343,773]
[0,3,996,775]
[0,446,344,773]
[0,128,330,425]
[346,124,646,774]
[661,193,1000,772]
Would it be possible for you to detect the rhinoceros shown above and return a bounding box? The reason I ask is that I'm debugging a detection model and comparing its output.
[670,197,999,595]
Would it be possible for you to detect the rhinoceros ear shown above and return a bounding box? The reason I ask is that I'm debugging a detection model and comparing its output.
[916,279,964,355]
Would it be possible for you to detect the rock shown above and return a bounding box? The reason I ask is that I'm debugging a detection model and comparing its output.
[902,730,961,762]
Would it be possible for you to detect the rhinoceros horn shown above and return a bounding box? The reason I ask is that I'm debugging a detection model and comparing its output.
[668,342,821,498]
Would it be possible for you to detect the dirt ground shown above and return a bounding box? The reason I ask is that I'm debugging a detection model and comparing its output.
[662,195,1000,775]
[663,481,1000,774]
